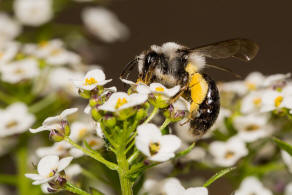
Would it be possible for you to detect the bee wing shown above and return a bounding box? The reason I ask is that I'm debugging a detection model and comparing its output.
[188,39,259,61]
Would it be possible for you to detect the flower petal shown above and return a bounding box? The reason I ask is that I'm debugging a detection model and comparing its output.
[57,156,73,172]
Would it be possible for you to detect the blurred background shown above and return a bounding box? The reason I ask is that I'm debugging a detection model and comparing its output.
[0,0,291,194]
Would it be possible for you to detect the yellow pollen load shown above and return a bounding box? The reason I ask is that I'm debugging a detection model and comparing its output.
[253,97,262,106]
[115,97,128,109]
[245,124,260,131]
[84,77,97,85]
[185,62,198,75]
[149,142,160,156]
[274,96,283,107]
[155,86,165,92]
[224,151,235,159]
[5,120,18,129]
[246,82,256,90]
[189,73,208,113]
[78,128,87,138]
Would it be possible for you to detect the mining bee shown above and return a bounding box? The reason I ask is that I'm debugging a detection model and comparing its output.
[120,39,259,137]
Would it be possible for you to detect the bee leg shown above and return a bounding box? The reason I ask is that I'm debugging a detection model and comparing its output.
[169,73,189,104]
[120,58,138,80]
[144,62,157,85]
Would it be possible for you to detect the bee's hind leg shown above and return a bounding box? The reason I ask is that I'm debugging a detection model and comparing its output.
[169,73,189,104]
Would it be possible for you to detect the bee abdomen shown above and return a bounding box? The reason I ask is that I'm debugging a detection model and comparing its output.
[190,73,220,136]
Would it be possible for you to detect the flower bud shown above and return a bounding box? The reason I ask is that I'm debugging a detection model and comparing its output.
[61,120,70,136]
[116,108,136,120]
[135,108,147,121]
[78,89,91,99]
[148,94,169,109]
[163,104,187,122]
[103,115,116,128]
[91,107,103,121]
[89,94,103,107]
[49,130,64,142]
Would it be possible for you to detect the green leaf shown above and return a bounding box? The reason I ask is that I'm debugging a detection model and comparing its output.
[203,167,236,187]
[273,137,292,156]
[174,142,195,159]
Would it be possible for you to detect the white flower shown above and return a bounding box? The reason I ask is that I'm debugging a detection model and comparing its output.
[73,69,112,90]
[0,58,40,83]
[30,108,78,133]
[180,146,206,163]
[234,176,273,195]
[99,92,148,112]
[285,182,292,195]
[0,13,21,45]
[233,114,273,143]
[14,0,53,26]
[220,81,247,96]
[244,72,265,91]
[82,7,129,43]
[36,141,83,158]
[85,136,104,150]
[281,150,292,173]
[135,123,181,162]
[65,164,82,179]
[263,73,291,87]
[142,177,208,195]
[241,90,264,114]
[209,136,248,167]
[69,121,95,142]
[0,102,35,137]
[96,122,104,138]
[261,89,292,112]
[48,68,83,96]
[0,41,20,65]
[25,155,73,185]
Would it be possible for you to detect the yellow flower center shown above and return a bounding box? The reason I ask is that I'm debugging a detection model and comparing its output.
[57,146,64,151]
[0,52,3,59]
[14,68,24,74]
[115,98,128,109]
[253,98,262,106]
[50,49,61,56]
[5,120,18,129]
[246,82,256,90]
[245,124,260,132]
[84,77,97,85]
[89,140,98,147]
[224,151,235,159]
[149,142,160,156]
[48,171,55,177]
[78,128,87,138]
[38,41,48,48]
[274,96,283,107]
[155,86,165,92]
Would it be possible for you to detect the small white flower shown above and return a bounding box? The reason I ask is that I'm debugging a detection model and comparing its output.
[73,69,112,90]
[281,150,292,173]
[220,81,247,96]
[244,72,265,91]
[99,92,148,112]
[0,58,40,83]
[25,155,73,185]
[261,89,292,112]
[0,102,35,137]
[263,73,291,87]
[69,121,95,142]
[30,108,78,133]
[0,13,21,45]
[285,182,292,195]
[135,123,181,162]
[233,114,273,143]
[241,91,264,114]
[14,0,53,26]
[85,136,104,150]
[234,176,273,195]
[65,164,82,179]
[82,7,129,43]
[209,136,248,167]
[0,41,20,65]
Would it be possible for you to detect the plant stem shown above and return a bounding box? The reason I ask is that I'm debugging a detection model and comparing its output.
[0,174,17,185]
[29,93,58,114]
[116,148,133,195]
[0,90,15,104]
[64,137,118,170]
[143,107,159,124]
[64,182,93,195]
[17,147,30,195]
[160,118,171,131]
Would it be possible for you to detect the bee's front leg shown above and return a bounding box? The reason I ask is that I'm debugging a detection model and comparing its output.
[169,73,189,104]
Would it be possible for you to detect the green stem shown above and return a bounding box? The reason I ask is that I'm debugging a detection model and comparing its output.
[29,93,58,114]
[0,174,17,185]
[64,137,118,170]
[127,150,140,165]
[0,90,15,104]
[116,149,133,195]
[143,107,159,124]
[160,119,171,131]
[64,183,93,195]
[17,147,30,195]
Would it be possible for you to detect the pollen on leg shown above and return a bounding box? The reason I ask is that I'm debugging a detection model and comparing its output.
[274,96,283,107]
[84,77,98,85]
[115,97,128,109]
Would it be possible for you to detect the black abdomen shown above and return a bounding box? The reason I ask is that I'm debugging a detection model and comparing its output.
[190,73,220,136]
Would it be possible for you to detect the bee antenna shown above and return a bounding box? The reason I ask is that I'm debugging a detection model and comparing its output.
[205,64,242,78]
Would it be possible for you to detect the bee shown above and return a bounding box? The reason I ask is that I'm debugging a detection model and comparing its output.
[120,39,259,137]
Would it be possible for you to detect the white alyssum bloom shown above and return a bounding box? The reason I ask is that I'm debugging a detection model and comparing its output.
[85,136,104,150]
[69,121,95,142]
[0,102,35,137]
[241,90,264,114]
[30,108,78,133]
[234,176,273,195]
[262,73,291,87]
[82,7,129,43]
[0,58,40,83]
[99,92,148,112]
[0,41,20,65]
[233,114,273,143]
[96,122,104,138]
[25,155,73,185]
[65,164,82,179]
[135,123,181,162]
[0,13,21,45]
[261,88,292,112]
[285,182,292,195]
[73,69,112,91]
[209,136,248,167]
[14,0,53,26]
[142,177,208,195]
[281,150,292,173]
[48,68,83,96]
[36,141,83,158]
